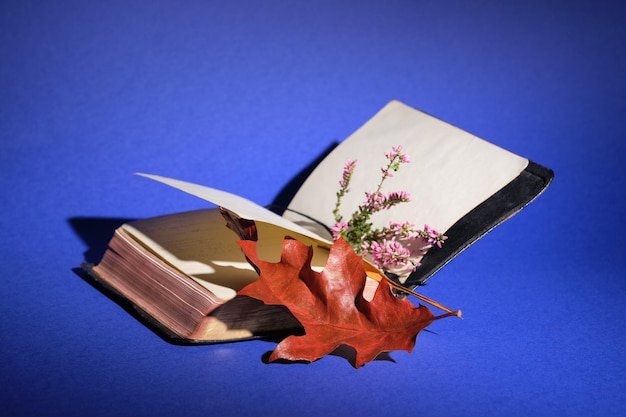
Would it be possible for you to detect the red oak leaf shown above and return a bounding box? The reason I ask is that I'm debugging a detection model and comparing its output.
[237,237,435,368]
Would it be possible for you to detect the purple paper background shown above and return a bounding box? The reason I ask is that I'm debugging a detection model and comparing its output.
[2,1,625,416]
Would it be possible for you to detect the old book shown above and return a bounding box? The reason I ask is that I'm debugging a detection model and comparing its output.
[83,100,553,343]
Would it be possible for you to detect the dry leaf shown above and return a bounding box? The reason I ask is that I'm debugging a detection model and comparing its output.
[237,237,435,367]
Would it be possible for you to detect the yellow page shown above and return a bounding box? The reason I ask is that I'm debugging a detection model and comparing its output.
[122,208,330,301]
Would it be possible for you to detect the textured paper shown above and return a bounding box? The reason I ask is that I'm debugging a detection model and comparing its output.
[283,101,529,237]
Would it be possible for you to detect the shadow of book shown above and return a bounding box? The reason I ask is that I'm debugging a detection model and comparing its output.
[69,217,135,264]
[268,141,338,215]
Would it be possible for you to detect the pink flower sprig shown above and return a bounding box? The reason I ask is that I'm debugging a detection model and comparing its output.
[362,239,414,272]
[359,190,411,215]
[332,159,357,222]
[420,224,448,248]
[332,146,446,275]
[360,223,447,273]
[382,146,411,178]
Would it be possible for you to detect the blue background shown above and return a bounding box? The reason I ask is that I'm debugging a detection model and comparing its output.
[2,1,625,416]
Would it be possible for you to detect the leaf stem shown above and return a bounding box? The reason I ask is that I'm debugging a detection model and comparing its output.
[395,284,462,319]
[363,261,461,318]
[433,310,463,320]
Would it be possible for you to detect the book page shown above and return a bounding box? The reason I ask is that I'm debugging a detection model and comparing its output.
[122,209,331,300]
[136,173,333,244]
[283,100,529,235]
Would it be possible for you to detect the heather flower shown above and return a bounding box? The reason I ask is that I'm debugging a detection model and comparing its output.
[332,146,446,276]
[333,160,357,222]
[420,224,448,248]
[331,221,349,240]
[383,191,411,207]
[340,159,357,189]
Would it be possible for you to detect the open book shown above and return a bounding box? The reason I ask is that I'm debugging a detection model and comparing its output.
[83,100,553,343]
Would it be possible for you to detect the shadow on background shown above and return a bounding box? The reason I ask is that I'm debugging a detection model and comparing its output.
[69,217,134,264]
[268,141,338,214]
